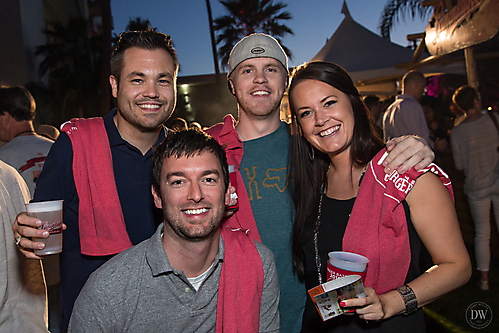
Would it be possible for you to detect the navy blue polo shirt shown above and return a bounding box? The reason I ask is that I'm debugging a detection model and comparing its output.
[34,109,165,332]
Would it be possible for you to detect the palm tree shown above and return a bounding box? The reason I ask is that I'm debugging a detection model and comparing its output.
[214,0,293,70]
[36,16,102,122]
[379,0,432,40]
[112,17,157,49]
[125,17,156,32]
[99,0,113,116]
[206,0,221,80]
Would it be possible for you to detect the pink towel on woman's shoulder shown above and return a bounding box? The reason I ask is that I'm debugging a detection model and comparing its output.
[61,118,132,256]
[343,149,453,294]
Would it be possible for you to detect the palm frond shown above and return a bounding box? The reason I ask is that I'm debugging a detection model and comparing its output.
[379,0,431,39]
[214,0,294,69]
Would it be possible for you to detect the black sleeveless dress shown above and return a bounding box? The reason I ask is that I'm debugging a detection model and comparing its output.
[299,195,426,333]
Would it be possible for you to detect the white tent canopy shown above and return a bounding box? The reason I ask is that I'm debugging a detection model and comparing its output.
[311,1,465,96]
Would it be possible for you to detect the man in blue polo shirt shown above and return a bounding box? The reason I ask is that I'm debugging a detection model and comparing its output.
[12,30,178,332]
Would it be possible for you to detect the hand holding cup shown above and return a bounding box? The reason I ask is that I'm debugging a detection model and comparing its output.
[12,200,66,259]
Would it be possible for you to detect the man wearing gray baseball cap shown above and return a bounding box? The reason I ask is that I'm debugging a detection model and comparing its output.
[207,33,435,333]
[227,33,288,76]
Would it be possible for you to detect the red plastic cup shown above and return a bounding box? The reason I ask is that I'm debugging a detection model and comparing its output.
[327,251,369,282]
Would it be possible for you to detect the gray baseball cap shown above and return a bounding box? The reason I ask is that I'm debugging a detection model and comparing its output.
[227,33,288,76]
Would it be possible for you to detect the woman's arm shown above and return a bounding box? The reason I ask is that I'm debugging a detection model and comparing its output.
[342,172,471,320]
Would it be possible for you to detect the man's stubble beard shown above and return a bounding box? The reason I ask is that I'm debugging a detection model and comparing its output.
[118,100,173,132]
[162,204,224,242]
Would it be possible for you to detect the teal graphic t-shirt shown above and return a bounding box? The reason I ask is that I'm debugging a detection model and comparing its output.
[240,121,306,333]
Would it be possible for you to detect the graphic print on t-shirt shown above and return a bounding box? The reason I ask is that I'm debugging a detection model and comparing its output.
[243,166,290,201]
[263,167,290,193]
[19,155,46,185]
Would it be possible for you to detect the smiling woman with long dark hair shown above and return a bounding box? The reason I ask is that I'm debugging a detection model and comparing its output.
[288,61,471,332]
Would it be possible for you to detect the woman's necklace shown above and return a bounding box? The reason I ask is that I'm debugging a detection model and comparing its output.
[14,130,35,138]
[313,164,369,285]
[313,185,325,284]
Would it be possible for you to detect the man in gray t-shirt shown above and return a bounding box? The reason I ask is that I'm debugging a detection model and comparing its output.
[0,85,54,196]
[69,129,279,333]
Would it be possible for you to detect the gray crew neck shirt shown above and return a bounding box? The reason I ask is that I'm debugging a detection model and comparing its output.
[69,224,280,332]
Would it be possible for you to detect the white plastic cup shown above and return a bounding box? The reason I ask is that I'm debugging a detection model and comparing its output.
[26,200,63,256]
[327,251,369,282]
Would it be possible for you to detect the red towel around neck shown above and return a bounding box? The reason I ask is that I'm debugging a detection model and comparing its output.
[343,149,453,294]
[206,115,262,242]
[61,118,132,256]
[216,226,263,333]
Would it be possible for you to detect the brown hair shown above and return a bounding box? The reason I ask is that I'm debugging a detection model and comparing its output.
[452,85,479,113]
[152,129,229,197]
[0,85,36,121]
[111,30,178,81]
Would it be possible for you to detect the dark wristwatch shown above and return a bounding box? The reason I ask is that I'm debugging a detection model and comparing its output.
[396,284,418,315]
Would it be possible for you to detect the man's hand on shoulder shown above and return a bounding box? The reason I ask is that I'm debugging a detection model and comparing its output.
[383,136,435,174]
